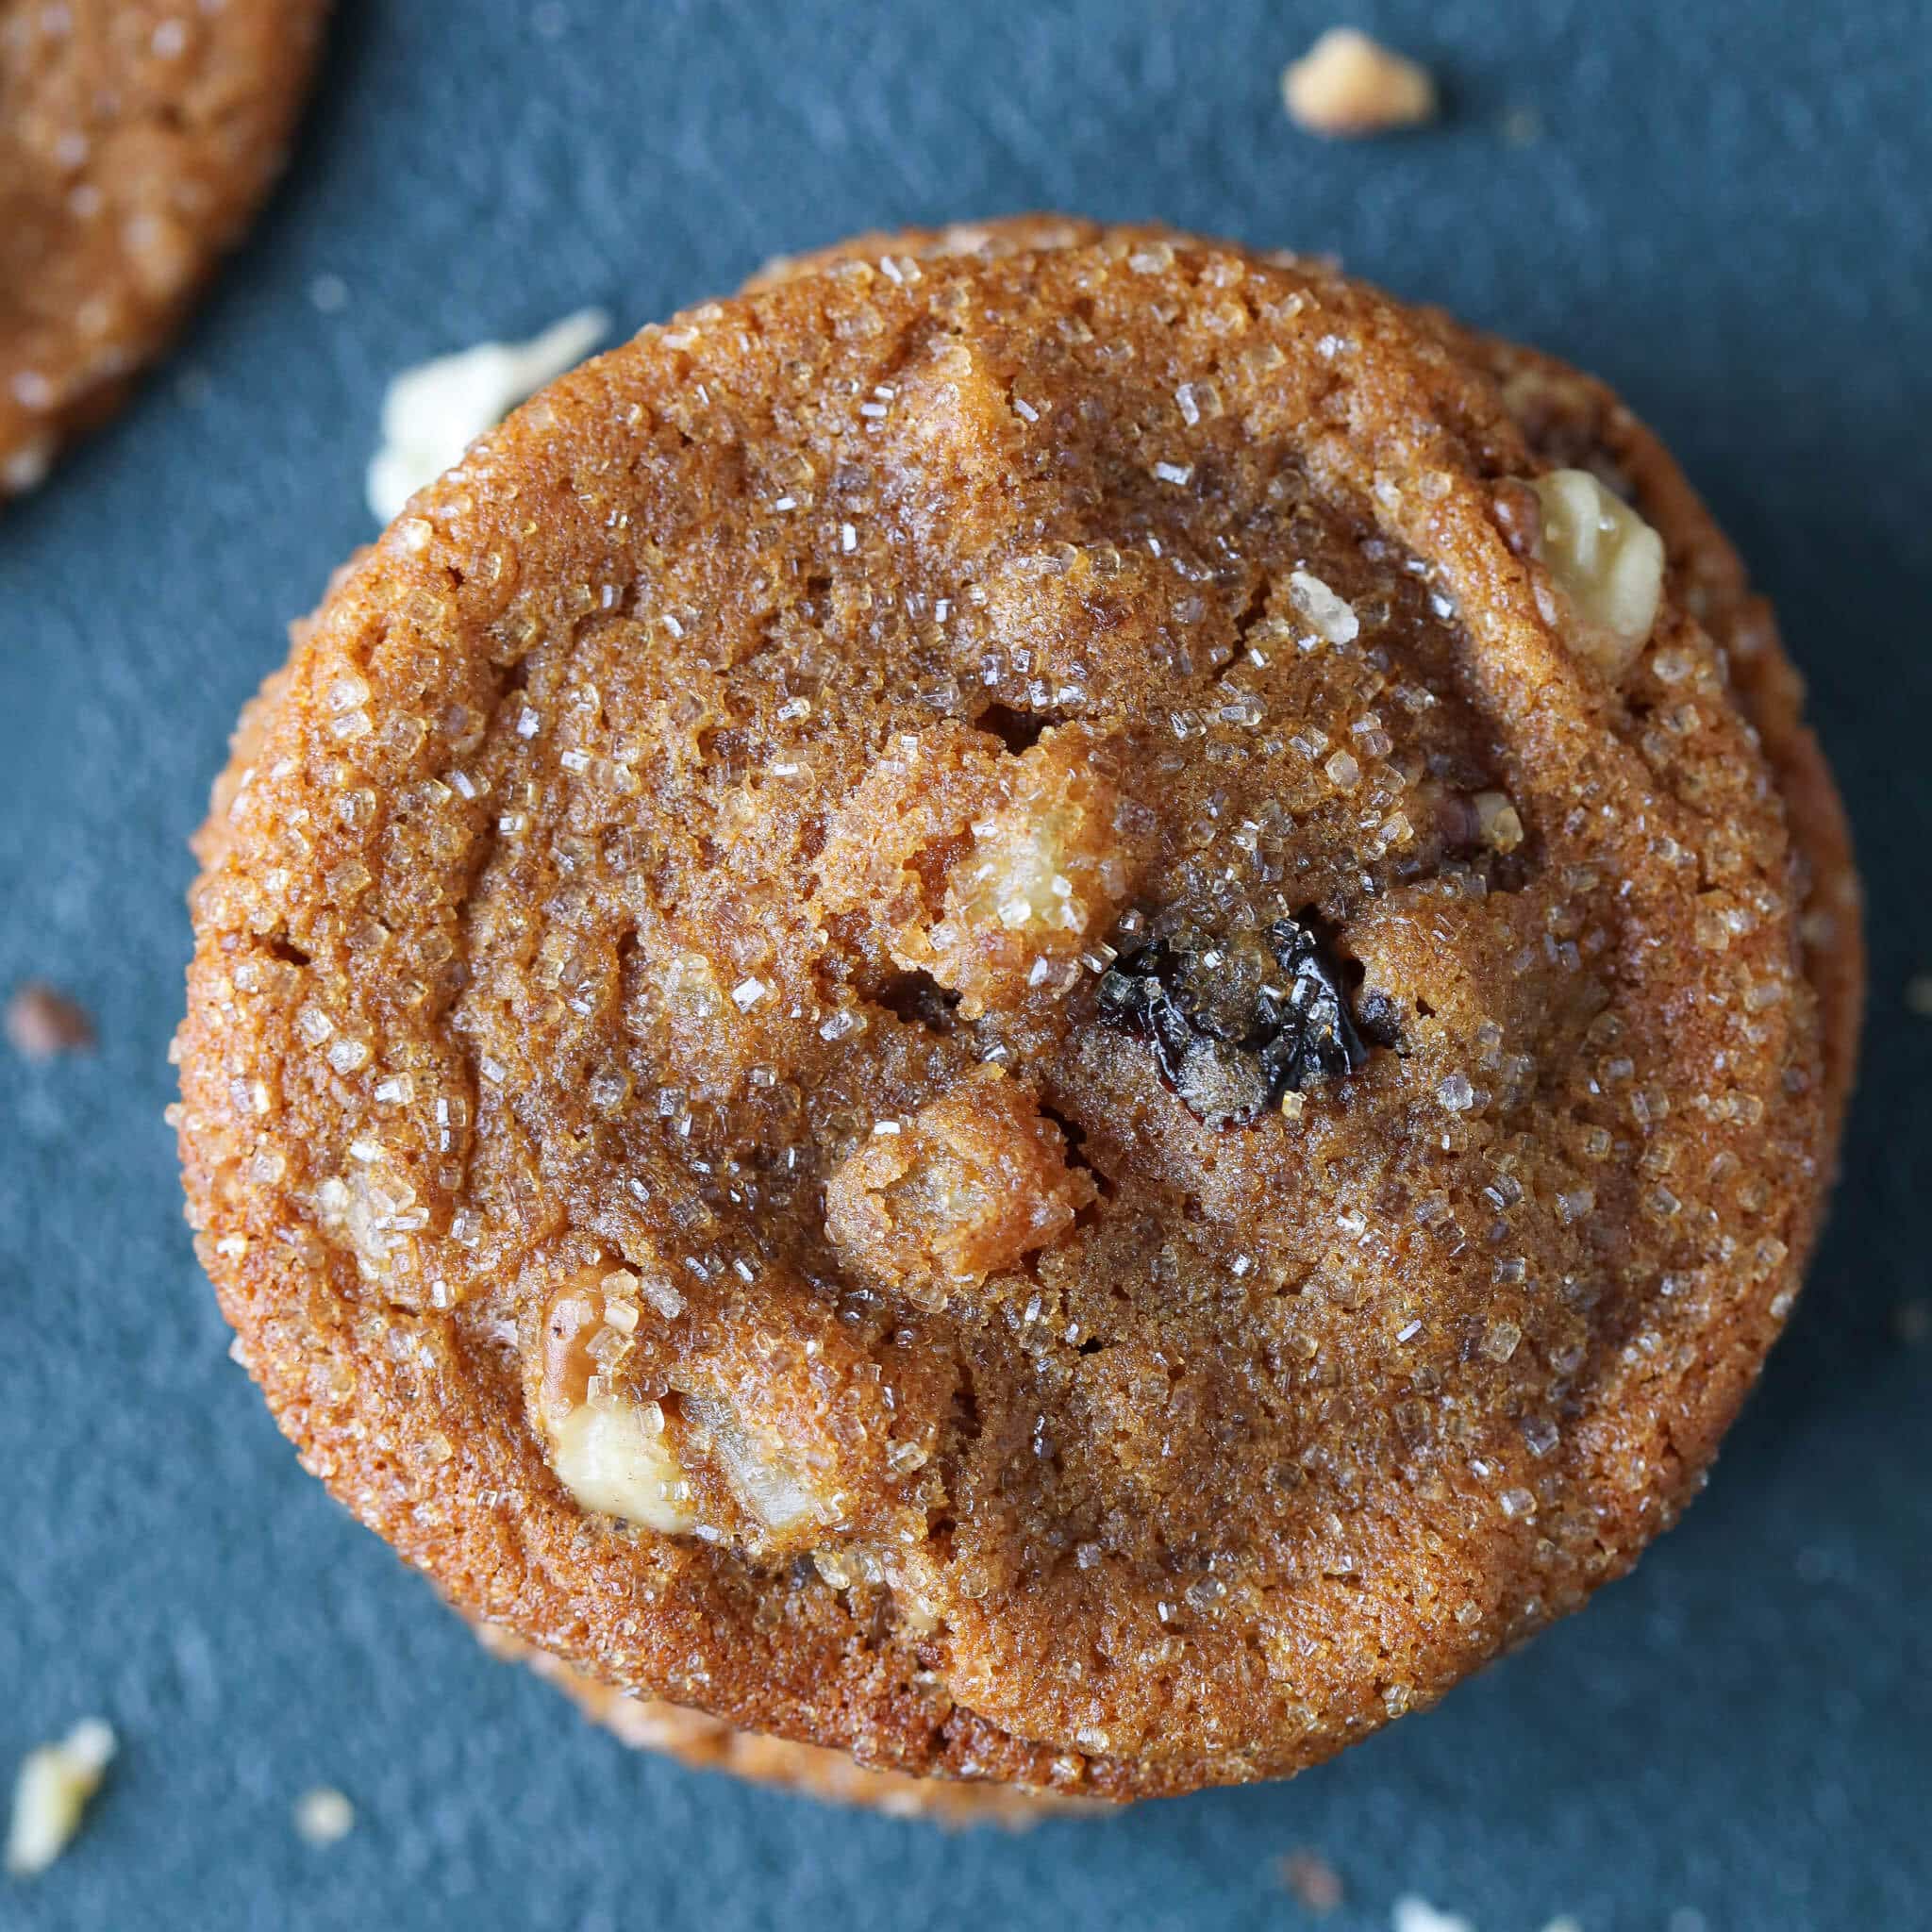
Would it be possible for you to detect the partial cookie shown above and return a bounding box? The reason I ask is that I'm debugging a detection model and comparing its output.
[1458,337,1863,1146]
[0,0,328,494]
[757,221,1862,1144]
[178,224,1858,1801]
[473,1624,1083,1825]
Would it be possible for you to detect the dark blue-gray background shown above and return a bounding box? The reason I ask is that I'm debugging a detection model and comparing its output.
[3,3,1927,1927]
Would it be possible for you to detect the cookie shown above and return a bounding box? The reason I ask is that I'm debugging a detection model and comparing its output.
[177,222,1859,1800]
[0,0,328,495]
[472,1623,1082,1825]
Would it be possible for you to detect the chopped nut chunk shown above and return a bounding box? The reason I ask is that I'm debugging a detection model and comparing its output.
[292,1786,356,1846]
[6,1719,115,1878]
[535,1272,695,1532]
[1288,570,1360,644]
[1282,29,1438,139]
[1392,1900,1476,1932]
[682,1391,841,1538]
[927,726,1132,1014]
[824,1066,1093,1305]
[1528,469,1666,675]
[546,1401,694,1532]
[816,721,1136,1017]
[366,309,608,524]
[1473,790,1525,853]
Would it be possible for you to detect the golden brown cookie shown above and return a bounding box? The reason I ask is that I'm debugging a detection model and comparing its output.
[472,1622,1084,1824]
[177,222,1859,1801]
[0,0,328,495]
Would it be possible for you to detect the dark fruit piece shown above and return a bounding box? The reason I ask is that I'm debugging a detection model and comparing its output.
[1096,916,1374,1126]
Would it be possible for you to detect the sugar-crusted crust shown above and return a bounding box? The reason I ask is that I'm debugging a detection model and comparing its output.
[472,1621,1090,1825]
[0,0,328,494]
[178,220,1859,1800]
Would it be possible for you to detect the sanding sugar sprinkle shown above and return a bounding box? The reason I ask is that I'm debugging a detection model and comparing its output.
[6,1719,116,1877]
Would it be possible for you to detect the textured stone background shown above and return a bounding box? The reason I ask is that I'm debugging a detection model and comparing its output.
[3,3,1927,1927]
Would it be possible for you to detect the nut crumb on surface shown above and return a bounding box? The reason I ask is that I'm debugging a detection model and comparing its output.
[1278,1847,1345,1912]
[6,1719,116,1878]
[1391,1900,1475,1932]
[1501,105,1544,145]
[292,1786,356,1846]
[6,982,94,1059]
[1282,28,1438,138]
[365,308,610,524]
[1905,974,1932,1016]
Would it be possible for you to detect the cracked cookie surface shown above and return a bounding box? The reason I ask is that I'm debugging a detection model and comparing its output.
[178,220,1858,1800]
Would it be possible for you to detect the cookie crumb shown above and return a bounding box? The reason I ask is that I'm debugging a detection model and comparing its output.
[6,981,94,1059]
[1392,1900,1475,1932]
[1905,974,1932,1016]
[366,308,610,523]
[1278,1847,1344,1913]
[1282,29,1438,139]
[292,1786,356,1845]
[1894,1299,1930,1347]
[6,1719,116,1877]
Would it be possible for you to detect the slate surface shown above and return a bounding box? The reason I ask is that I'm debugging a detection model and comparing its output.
[3,4,1928,1928]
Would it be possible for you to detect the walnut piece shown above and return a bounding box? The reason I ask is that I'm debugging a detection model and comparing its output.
[824,1065,1093,1307]
[925,727,1129,1013]
[681,1391,842,1539]
[536,1274,694,1532]
[1282,29,1438,139]
[1528,469,1666,676]
[6,1719,115,1878]
[815,721,1133,1018]
[292,1787,356,1846]
[1473,790,1525,853]
[365,308,608,524]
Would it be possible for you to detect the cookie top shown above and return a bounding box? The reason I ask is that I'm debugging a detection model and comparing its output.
[0,0,327,495]
[177,224,1857,1799]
